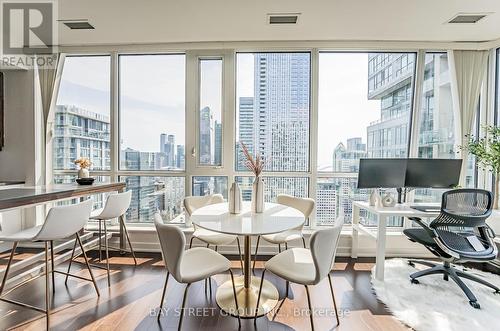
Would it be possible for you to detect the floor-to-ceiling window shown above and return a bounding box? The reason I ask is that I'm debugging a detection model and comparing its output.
[316,52,416,226]
[118,54,186,223]
[52,56,111,209]
[235,52,311,206]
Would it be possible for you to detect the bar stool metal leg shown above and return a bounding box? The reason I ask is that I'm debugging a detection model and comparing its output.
[44,241,50,330]
[76,233,100,296]
[0,242,18,295]
[120,215,137,265]
[50,241,56,293]
[103,220,111,287]
[65,238,78,285]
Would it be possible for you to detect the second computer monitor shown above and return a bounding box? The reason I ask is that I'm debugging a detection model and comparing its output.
[405,158,462,189]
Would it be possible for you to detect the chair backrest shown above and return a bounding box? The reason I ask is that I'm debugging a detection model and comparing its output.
[183,194,224,216]
[431,189,493,229]
[309,217,344,285]
[98,190,132,220]
[154,213,185,282]
[277,194,315,219]
[35,199,93,241]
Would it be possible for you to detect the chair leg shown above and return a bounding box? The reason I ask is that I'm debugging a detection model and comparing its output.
[236,237,244,271]
[98,219,102,261]
[328,274,340,326]
[285,242,288,250]
[304,285,315,331]
[65,238,78,285]
[407,259,436,268]
[76,233,100,296]
[0,242,18,295]
[157,272,170,321]
[44,242,50,330]
[215,246,218,252]
[103,220,111,287]
[410,265,445,281]
[252,236,260,272]
[178,283,191,330]
[447,269,478,306]
[50,241,56,293]
[254,269,267,322]
[455,269,500,293]
[302,237,306,248]
[278,244,281,253]
[285,280,289,298]
[189,236,194,249]
[208,277,212,298]
[229,269,241,327]
[120,216,137,265]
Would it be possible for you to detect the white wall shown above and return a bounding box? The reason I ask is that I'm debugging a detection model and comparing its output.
[0,70,36,183]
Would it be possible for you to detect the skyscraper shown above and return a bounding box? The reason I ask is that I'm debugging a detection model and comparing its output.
[214,121,222,165]
[252,53,310,172]
[160,133,175,168]
[237,97,255,166]
[199,106,213,164]
[332,137,367,172]
[176,145,185,169]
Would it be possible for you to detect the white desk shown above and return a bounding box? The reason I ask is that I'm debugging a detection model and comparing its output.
[351,201,440,281]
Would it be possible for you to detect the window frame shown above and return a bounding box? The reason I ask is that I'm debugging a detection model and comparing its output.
[52,46,488,230]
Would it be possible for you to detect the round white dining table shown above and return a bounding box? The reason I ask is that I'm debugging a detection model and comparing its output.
[191,202,304,318]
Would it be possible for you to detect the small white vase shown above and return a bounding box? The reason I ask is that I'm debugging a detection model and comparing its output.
[229,182,242,214]
[369,189,379,206]
[251,176,264,213]
[78,168,90,179]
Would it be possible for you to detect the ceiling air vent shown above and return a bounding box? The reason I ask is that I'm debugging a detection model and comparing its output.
[61,20,95,30]
[447,14,488,24]
[268,14,300,25]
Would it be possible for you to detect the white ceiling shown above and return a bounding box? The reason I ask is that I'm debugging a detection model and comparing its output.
[57,0,500,46]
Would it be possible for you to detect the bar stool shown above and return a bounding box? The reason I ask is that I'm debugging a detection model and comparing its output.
[67,190,135,287]
[0,200,98,330]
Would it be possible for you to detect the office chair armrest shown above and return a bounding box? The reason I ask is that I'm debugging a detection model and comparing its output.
[408,217,438,238]
[484,225,496,239]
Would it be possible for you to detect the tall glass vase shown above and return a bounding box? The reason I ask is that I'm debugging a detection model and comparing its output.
[251,176,264,213]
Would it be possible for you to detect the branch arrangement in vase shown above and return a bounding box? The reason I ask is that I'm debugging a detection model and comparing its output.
[460,125,500,209]
[240,142,266,176]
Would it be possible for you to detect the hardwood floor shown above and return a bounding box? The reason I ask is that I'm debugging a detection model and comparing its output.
[0,250,408,331]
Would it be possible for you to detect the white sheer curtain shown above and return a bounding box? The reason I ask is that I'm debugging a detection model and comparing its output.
[37,53,66,184]
[448,50,489,184]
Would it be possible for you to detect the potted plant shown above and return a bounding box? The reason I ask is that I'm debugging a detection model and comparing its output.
[240,142,266,213]
[460,125,500,209]
[74,157,92,179]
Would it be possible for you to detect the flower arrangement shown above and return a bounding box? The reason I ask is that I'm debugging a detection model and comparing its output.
[74,157,92,169]
[460,125,500,209]
[240,142,266,177]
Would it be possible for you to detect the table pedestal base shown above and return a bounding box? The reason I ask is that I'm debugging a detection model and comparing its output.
[216,275,278,318]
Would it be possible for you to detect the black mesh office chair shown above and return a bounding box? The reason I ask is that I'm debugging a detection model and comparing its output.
[404,189,499,309]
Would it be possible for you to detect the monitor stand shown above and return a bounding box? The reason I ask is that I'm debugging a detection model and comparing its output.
[396,187,406,204]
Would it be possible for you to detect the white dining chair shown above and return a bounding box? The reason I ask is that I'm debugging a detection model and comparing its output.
[66,190,135,287]
[0,200,99,330]
[252,194,314,271]
[154,213,240,329]
[254,217,344,330]
[184,194,243,270]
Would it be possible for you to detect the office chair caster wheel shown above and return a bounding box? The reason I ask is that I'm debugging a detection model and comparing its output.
[408,261,415,267]
[469,301,480,309]
[494,290,500,295]
[410,278,419,284]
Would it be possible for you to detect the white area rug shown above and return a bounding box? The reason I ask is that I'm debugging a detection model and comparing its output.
[371,258,500,331]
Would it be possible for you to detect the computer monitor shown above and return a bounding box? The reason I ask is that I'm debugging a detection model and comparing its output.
[405,158,462,188]
[357,158,407,189]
